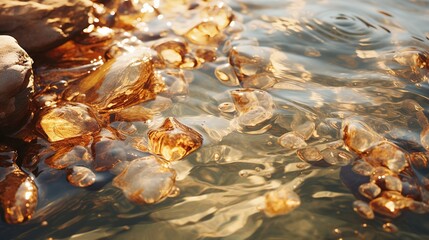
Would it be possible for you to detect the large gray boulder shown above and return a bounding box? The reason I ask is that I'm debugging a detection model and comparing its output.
[0,0,93,52]
[0,35,34,132]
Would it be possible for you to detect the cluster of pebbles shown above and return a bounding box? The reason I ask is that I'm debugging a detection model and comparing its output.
[0,0,428,233]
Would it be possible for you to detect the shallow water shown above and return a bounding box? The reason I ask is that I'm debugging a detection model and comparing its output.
[1,0,429,239]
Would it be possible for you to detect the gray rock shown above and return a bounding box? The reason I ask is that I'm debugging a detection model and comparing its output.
[0,0,93,52]
[0,35,34,132]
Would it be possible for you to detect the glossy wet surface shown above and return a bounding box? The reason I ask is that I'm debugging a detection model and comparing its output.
[1,0,429,239]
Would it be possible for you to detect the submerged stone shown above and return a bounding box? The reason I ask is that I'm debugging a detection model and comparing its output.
[343,119,384,154]
[113,156,176,204]
[36,103,100,142]
[353,200,374,219]
[278,132,307,150]
[148,117,203,161]
[264,188,301,217]
[63,48,163,112]
[66,166,96,188]
[362,141,408,173]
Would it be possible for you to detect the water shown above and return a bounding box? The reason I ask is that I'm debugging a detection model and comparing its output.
[1,0,429,239]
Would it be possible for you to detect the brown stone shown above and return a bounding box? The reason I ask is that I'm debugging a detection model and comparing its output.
[0,36,33,132]
[0,0,93,52]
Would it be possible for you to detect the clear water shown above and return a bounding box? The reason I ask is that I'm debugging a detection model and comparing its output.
[2,0,429,239]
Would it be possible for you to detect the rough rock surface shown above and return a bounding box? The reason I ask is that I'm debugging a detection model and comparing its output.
[0,0,93,52]
[0,36,34,132]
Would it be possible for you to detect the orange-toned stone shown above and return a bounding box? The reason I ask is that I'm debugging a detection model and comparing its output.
[264,188,301,217]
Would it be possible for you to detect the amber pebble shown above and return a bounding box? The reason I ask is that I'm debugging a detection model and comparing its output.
[229,46,273,83]
[380,191,413,209]
[214,63,240,86]
[184,21,222,45]
[37,103,101,142]
[92,129,128,172]
[369,197,401,218]
[45,145,93,170]
[63,47,163,112]
[321,148,354,166]
[67,166,96,188]
[359,182,381,199]
[353,200,374,219]
[370,167,397,188]
[218,102,236,113]
[241,73,276,89]
[148,117,203,161]
[153,38,189,68]
[277,132,307,150]
[264,188,301,217]
[113,156,176,204]
[200,1,233,30]
[342,120,384,154]
[362,141,408,173]
[195,47,217,63]
[384,176,403,192]
[0,168,38,224]
[230,88,275,127]
[296,147,323,163]
[421,126,429,150]
[352,160,375,176]
[382,223,398,233]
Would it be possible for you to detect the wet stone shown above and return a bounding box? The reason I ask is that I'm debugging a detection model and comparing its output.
[200,1,234,30]
[370,167,397,189]
[359,182,381,199]
[292,121,316,141]
[369,197,401,218]
[153,38,189,68]
[214,63,240,86]
[264,188,301,217]
[321,148,354,166]
[157,69,189,96]
[148,117,203,161]
[277,132,307,151]
[37,103,100,142]
[113,156,177,204]
[218,102,236,113]
[184,21,222,45]
[342,119,384,154]
[0,0,92,52]
[0,166,38,224]
[92,129,127,172]
[0,36,34,133]
[352,160,375,176]
[67,166,96,188]
[230,88,275,128]
[382,222,398,233]
[297,147,323,163]
[384,176,403,192]
[64,47,163,112]
[353,200,374,219]
[45,144,93,170]
[362,141,408,173]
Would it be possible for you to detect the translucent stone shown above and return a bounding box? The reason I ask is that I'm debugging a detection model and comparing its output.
[277,132,307,150]
[358,182,381,199]
[391,49,429,83]
[422,126,429,150]
[353,200,374,219]
[362,141,408,173]
[214,63,240,86]
[195,47,217,63]
[384,176,403,192]
[63,47,162,112]
[321,148,354,166]
[369,197,401,218]
[184,21,222,45]
[230,89,275,127]
[37,103,100,142]
[292,121,316,140]
[241,72,276,89]
[157,69,189,96]
[370,167,397,189]
[380,191,413,209]
[218,102,236,113]
[92,129,127,172]
[296,147,323,163]
[352,160,375,176]
[264,188,301,217]
[200,1,233,30]
[342,119,384,154]
[113,156,176,204]
[66,166,96,188]
[382,223,398,233]
[148,117,203,161]
[45,144,93,170]
[153,38,189,68]
[229,46,273,83]
[0,168,38,224]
